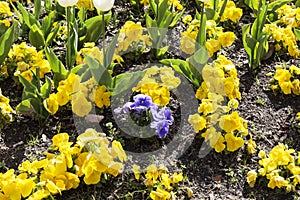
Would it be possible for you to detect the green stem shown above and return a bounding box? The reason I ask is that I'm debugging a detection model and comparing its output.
[102,12,106,68]
[196,1,205,50]
[66,6,72,70]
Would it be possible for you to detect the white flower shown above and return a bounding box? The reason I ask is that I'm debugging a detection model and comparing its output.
[57,0,78,7]
[93,0,115,11]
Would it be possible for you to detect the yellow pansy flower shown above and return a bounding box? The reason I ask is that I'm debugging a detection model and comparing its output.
[71,92,92,117]
[225,132,244,152]
[132,164,141,180]
[247,170,257,188]
[111,140,127,162]
[95,85,111,108]
[150,186,171,200]
[45,94,59,115]
[188,113,206,133]
[218,32,235,47]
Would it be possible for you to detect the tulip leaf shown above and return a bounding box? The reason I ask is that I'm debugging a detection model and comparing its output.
[16,99,33,114]
[29,24,45,49]
[40,76,52,98]
[45,46,68,88]
[294,28,300,41]
[17,2,40,28]
[84,54,112,87]
[80,13,111,47]
[112,71,146,96]
[0,21,18,65]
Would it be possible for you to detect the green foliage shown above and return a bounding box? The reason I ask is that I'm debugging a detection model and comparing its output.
[196,0,228,23]
[78,35,118,87]
[244,0,291,16]
[294,28,300,40]
[111,71,146,96]
[84,54,112,87]
[14,2,60,49]
[242,0,270,70]
[160,47,209,87]
[16,68,52,124]
[0,20,19,66]
[78,12,112,49]
[145,0,185,57]
[45,47,68,88]
[195,6,207,49]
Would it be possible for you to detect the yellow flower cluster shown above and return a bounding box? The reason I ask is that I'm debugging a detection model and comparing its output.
[45,73,111,117]
[276,5,300,28]
[247,143,300,192]
[116,21,152,55]
[133,66,181,106]
[0,129,127,199]
[264,24,299,58]
[0,1,12,27]
[188,55,253,153]
[1,42,51,81]
[140,0,183,10]
[197,55,241,100]
[180,19,236,56]
[132,164,185,200]
[76,0,94,10]
[263,4,300,58]
[76,42,123,65]
[270,64,300,95]
[205,0,243,23]
[0,89,14,130]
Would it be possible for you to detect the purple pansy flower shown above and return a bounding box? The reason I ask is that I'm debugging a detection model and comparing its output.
[117,94,174,138]
[150,120,170,138]
[150,107,174,138]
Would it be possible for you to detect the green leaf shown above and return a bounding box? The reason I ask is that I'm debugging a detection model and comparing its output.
[112,71,146,96]
[187,47,209,82]
[294,28,300,41]
[216,0,228,22]
[157,46,169,57]
[34,0,42,19]
[169,9,185,27]
[29,24,45,49]
[196,13,207,49]
[18,75,37,95]
[205,8,216,20]
[41,11,56,37]
[267,0,290,14]
[17,2,39,28]
[146,13,155,28]
[160,59,190,73]
[40,76,52,98]
[16,99,33,114]
[157,0,169,26]
[242,24,252,56]
[161,12,174,29]
[84,54,112,87]
[0,23,9,36]
[70,24,78,67]
[160,59,199,87]
[80,13,111,47]
[45,46,68,87]
[0,21,18,65]
[71,64,88,75]
[45,22,60,45]
[105,34,119,69]
[149,0,157,14]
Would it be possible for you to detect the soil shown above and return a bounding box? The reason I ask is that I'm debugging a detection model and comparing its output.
[0,0,300,199]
